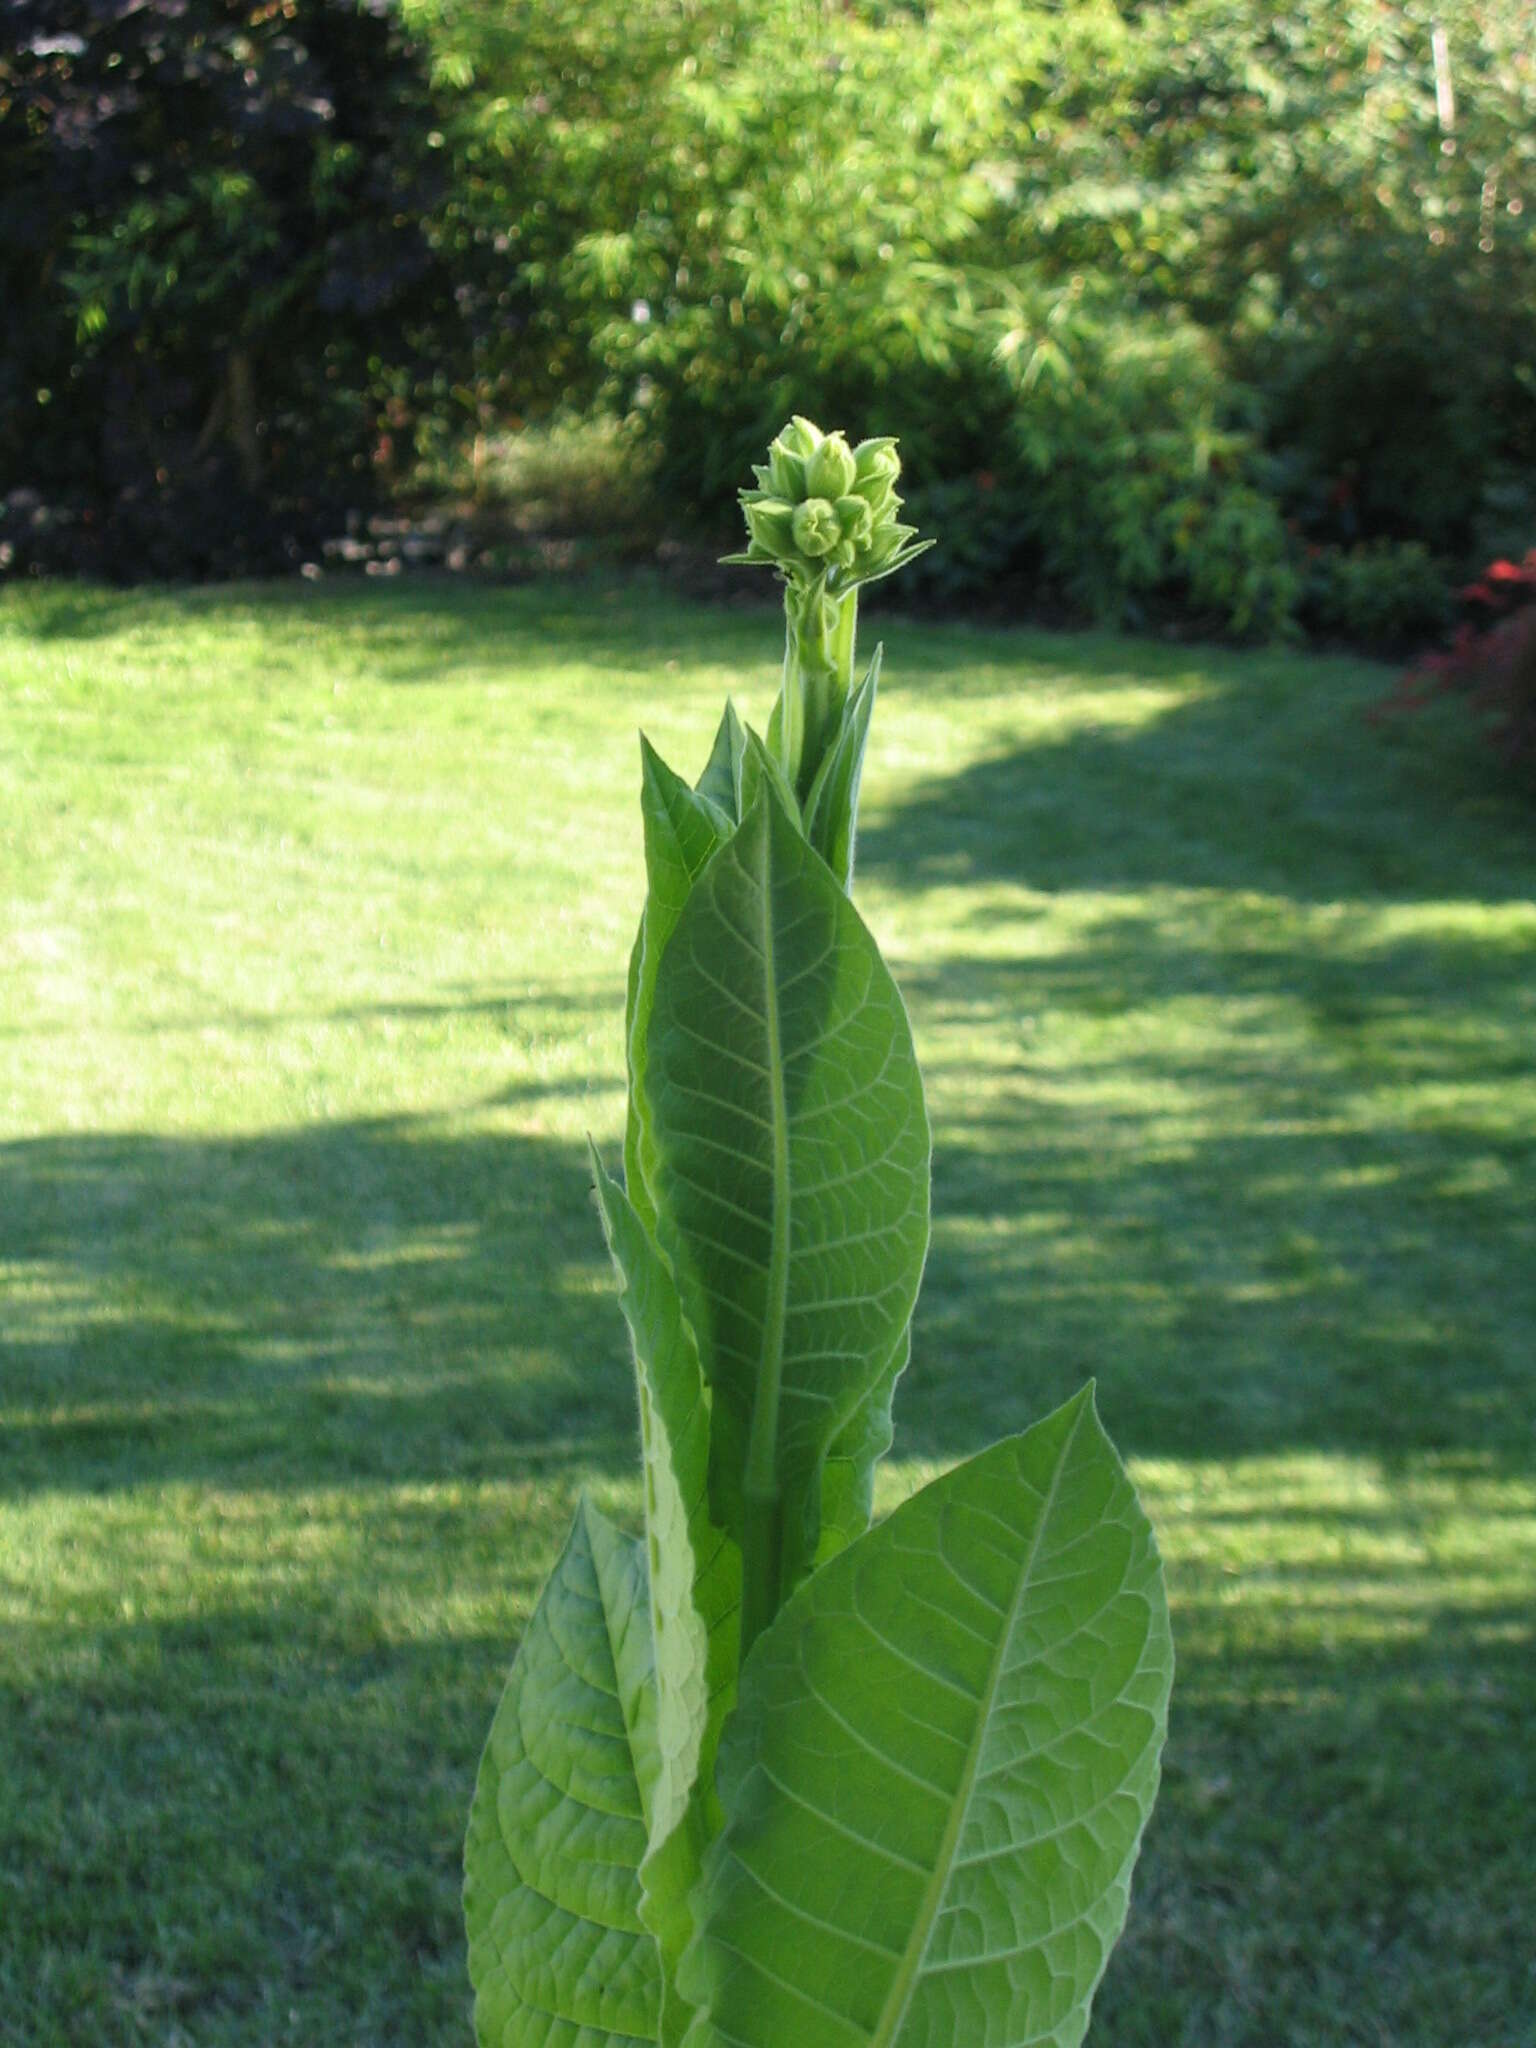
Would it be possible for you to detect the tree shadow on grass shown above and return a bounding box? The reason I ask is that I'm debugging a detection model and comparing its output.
[0,1108,636,1499]
[890,928,1536,1474]
[6,936,1532,1499]
[1096,1569,1535,2046]
[860,666,1536,905]
[857,660,1536,1475]
[4,1509,1529,2048]
[2,574,777,688]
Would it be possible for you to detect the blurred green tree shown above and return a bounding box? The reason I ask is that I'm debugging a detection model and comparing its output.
[417,0,1534,576]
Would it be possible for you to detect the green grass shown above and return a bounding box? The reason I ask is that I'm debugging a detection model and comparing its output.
[2,576,1533,2048]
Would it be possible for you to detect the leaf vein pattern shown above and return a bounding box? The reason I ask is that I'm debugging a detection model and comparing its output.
[950,1765,1146,1872]
[871,1401,1091,2047]
[972,1706,1142,1793]
[898,1581,998,1648]
[662,1079,774,1133]
[921,1887,1120,1977]
[785,1028,901,1119]
[662,1163,774,1236]
[846,1599,980,1704]
[674,959,774,1044]
[731,1852,905,1960]
[796,1653,955,1801]
[754,1761,930,1877]
[926,1536,1010,1620]
[709,1935,866,2038]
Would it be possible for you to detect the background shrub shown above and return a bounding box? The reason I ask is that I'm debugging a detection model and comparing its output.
[415,0,1531,639]
[1387,549,1536,771]
[1301,541,1456,652]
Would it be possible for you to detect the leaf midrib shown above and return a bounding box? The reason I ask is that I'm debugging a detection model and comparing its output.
[744,809,792,1510]
[868,1394,1090,2048]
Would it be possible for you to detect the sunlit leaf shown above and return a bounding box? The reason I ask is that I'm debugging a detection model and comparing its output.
[679,1387,1173,2048]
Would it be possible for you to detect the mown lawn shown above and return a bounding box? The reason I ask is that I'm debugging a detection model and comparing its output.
[2,576,1533,2048]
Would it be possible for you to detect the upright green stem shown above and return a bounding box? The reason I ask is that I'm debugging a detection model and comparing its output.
[777,577,859,803]
[740,1491,783,1663]
[775,624,805,798]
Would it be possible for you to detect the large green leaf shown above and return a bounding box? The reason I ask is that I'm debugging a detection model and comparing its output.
[591,1151,742,2042]
[645,791,930,1637]
[464,1497,662,2048]
[625,736,729,1228]
[677,1386,1173,2048]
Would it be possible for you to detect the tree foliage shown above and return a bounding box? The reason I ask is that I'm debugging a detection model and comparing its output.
[1,0,454,574]
[5,0,1533,620]
[413,0,1535,630]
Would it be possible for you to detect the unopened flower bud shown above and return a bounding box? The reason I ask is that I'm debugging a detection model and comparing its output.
[855,472,898,522]
[791,498,842,558]
[764,416,823,501]
[835,495,874,550]
[853,437,900,494]
[804,433,858,502]
[727,419,926,591]
[743,497,797,557]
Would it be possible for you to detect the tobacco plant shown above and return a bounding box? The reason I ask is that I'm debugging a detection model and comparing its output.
[464,420,1174,2048]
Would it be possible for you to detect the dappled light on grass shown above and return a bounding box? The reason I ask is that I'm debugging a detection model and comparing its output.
[2,581,1532,2046]
[1104,1452,1536,2045]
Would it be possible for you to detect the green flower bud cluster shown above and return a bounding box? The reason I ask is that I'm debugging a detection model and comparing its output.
[731,417,920,587]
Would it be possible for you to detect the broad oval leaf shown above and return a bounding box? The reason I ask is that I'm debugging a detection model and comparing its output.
[677,1386,1173,2048]
[646,791,930,1617]
[464,1497,662,2048]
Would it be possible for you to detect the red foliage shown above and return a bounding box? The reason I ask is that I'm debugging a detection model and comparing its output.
[1459,550,1536,612]
[1384,548,1536,769]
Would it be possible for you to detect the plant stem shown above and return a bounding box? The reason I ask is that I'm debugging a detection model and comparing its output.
[740,1487,783,1660]
[778,577,860,801]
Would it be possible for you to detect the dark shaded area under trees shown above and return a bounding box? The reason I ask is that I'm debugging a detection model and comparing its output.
[0,0,469,577]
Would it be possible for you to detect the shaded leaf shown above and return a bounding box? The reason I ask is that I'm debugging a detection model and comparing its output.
[736,723,802,830]
[695,699,746,826]
[465,1497,662,2048]
[591,1151,742,2041]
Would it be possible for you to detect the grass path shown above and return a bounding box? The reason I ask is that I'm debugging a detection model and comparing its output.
[2,578,1533,2046]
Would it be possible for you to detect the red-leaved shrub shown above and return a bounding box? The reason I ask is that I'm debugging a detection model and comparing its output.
[1384,549,1536,771]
